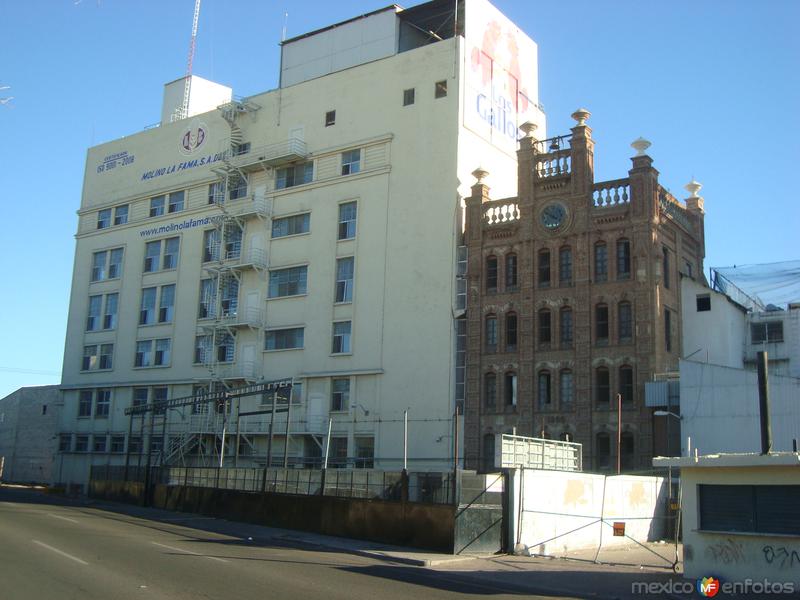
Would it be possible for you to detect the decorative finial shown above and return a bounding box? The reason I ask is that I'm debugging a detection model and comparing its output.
[519,121,538,138]
[631,137,651,156]
[472,166,489,184]
[684,178,702,199]
[571,108,591,126]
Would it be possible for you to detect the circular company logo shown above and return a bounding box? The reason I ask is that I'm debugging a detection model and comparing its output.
[697,576,721,597]
[179,120,207,155]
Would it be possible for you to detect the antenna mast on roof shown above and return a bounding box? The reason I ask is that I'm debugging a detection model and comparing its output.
[176,0,202,121]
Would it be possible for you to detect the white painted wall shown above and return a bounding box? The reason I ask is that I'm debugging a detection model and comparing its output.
[745,307,800,378]
[680,360,800,454]
[513,469,667,556]
[161,75,233,125]
[681,277,746,369]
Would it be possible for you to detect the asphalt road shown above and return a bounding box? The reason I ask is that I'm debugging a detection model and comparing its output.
[0,485,559,600]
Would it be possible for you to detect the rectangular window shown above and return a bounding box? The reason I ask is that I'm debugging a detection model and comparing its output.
[665,308,672,352]
[194,334,211,363]
[167,191,184,213]
[559,247,572,285]
[325,110,336,126]
[223,223,242,259]
[139,287,156,325]
[229,173,248,200]
[153,387,167,414]
[163,237,179,269]
[154,338,171,366]
[596,369,610,406]
[538,251,551,287]
[332,321,352,354]
[538,311,551,345]
[617,240,631,279]
[484,374,496,409]
[75,435,89,452]
[751,321,784,344]
[331,378,350,411]
[265,327,304,351]
[103,293,118,329]
[696,294,711,312]
[619,367,634,405]
[59,434,72,452]
[208,181,225,205]
[272,213,310,238]
[275,162,313,190]
[506,254,518,289]
[699,485,800,535]
[268,266,308,298]
[403,88,415,106]
[82,345,98,371]
[99,344,113,370]
[78,390,93,417]
[220,278,239,317]
[158,284,175,323]
[144,241,160,273]
[338,202,357,240]
[91,248,123,282]
[435,80,447,98]
[341,149,361,176]
[114,205,129,225]
[538,372,551,407]
[128,436,142,454]
[132,387,148,409]
[150,195,165,217]
[93,435,107,453]
[198,278,216,319]
[505,314,518,351]
[485,316,497,352]
[203,229,220,262]
[216,333,235,363]
[329,437,348,468]
[87,295,102,331]
[335,257,354,303]
[354,437,374,469]
[596,305,609,342]
[110,435,125,453]
[560,371,574,408]
[618,303,633,341]
[135,340,152,367]
[95,389,110,417]
[505,372,517,406]
[560,309,573,345]
[233,142,250,156]
[97,208,112,229]
[663,246,671,289]
[595,244,608,282]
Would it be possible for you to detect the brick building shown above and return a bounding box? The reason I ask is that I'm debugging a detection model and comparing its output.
[463,110,706,472]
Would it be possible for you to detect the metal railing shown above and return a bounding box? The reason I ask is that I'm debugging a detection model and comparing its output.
[500,434,583,471]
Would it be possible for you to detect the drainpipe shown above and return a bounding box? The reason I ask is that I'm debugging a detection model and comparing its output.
[757,351,772,455]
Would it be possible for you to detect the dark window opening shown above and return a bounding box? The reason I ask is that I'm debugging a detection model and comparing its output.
[325,110,336,126]
[538,250,551,288]
[696,294,711,312]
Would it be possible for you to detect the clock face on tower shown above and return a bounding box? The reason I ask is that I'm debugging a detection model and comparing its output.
[540,202,567,230]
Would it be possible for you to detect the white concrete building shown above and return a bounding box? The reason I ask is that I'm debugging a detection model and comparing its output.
[58,0,547,489]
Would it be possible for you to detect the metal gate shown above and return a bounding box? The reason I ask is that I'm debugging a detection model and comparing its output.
[454,470,506,555]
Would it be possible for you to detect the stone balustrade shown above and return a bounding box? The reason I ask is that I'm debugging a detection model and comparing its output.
[534,150,571,179]
[592,178,631,208]
[483,201,520,226]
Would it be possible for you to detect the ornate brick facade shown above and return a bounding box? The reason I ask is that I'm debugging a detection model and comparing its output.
[463,110,706,473]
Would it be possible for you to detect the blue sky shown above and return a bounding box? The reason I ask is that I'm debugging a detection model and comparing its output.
[0,0,797,398]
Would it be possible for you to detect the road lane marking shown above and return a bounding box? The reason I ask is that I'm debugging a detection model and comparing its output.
[32,540,89,565]
[48,513,79,524]
[151,541,229,563]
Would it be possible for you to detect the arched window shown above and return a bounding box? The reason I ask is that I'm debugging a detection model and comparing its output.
[560,369,574,409]
[505,313,518,352]
[484,373,497,410]
[505,253,518,289]
[560,307,573,346]
[538,309,552,346]
[596,432,611,470]
[621,432,635,471]
[537,370,551,407]
[616,239,631,279]
[595,303,609,342]
[594,242,608,282]
[595,367,610,406]
[538,249,551,287]
[619,365,634,405]
[559,246,572,285]
[485,315,497,352]
[504,372,517,406]
[486,256,498,292]
[618,301,633,341]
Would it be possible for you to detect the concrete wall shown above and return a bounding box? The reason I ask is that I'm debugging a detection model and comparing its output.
[512,469,667,555]
[680,464,800,586]
[0,386,61,483]
[680,360,800,454]
[89,479,454,552]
